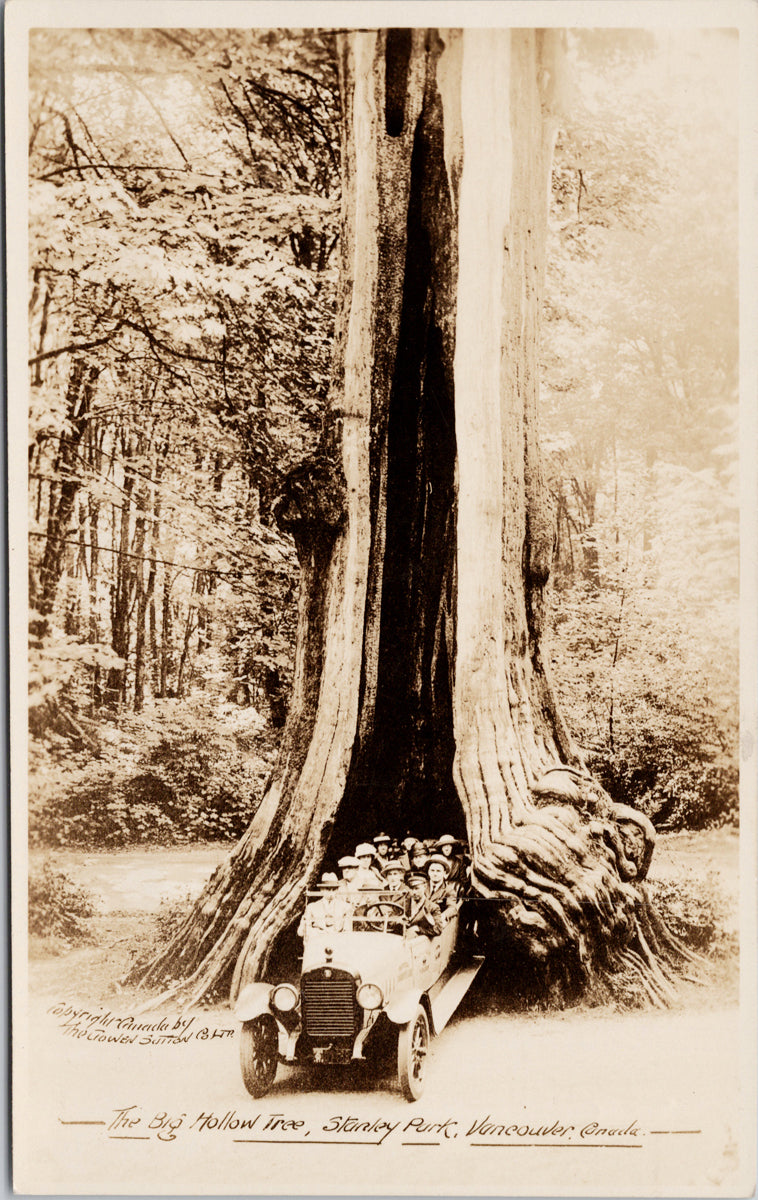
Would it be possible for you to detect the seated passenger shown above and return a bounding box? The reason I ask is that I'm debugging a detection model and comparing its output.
[435,834,468,886]
[372,833,392,870]
[425,854,460,917]
[397,837,418,871]
[337,855,360,892]
[403,872,443,938]
[354,843,385,890]
[298,873,351,936]
[381,860,409,896]
[407,841,429,874]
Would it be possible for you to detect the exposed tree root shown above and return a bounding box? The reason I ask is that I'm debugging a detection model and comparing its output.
[469,809,710,1010]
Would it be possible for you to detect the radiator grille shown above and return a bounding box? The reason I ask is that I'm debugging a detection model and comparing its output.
[301,970,357,1039]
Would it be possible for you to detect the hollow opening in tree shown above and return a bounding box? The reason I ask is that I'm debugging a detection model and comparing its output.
[327,75,463,856]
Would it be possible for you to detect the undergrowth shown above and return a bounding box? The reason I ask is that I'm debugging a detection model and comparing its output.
[28,861,98,948]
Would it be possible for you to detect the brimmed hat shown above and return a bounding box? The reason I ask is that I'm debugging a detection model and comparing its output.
[319,872,339,888]
[425,854,450,875]
[436,834,458,847]
[409,841,427,856]
[407,871,429,886]
[355,842,376,858]
[382,859,406,876]
[401,837,417,850]
[373,833,391,844]
[338,855,359,869]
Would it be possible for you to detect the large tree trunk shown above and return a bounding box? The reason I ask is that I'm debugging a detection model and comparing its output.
[132,28,696,1009]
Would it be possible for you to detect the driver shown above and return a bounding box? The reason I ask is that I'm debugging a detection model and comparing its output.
[298,873,351,935]
[403,873,443,938]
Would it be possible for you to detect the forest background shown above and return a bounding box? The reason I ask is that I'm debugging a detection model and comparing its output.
[26,28,738,887]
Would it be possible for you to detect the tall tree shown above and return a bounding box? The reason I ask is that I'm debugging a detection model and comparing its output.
[135,28,691,1008]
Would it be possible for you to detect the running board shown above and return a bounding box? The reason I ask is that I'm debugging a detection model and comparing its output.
[428,956,484,1033]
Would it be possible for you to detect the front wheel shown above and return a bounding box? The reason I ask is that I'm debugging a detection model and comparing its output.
[240,1014,278,1098]
[397,1004,430,1101]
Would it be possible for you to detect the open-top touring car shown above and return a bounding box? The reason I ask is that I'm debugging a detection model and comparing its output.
[235,889,483,1101]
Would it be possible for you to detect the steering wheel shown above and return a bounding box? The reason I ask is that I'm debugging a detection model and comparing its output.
[362,901,406,932]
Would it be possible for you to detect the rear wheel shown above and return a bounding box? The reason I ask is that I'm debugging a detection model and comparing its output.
[240,1014,278,1098]
[397,1005,430,1101]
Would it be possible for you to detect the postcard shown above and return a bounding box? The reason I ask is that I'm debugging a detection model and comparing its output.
[8,0,757,1194]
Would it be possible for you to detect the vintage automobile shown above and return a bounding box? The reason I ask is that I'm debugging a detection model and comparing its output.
[235,889,483,1101]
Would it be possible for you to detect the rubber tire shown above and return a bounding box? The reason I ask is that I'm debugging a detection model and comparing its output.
[397,1004,430,1101]
[240,1014,278,1098]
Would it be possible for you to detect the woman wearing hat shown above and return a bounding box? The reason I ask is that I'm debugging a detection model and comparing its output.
[407,840,429,874]
[396,836,418,872]
[435,834,467,886]
[354,843,385,889]
[337,855,360,891]
[372,833,392,871]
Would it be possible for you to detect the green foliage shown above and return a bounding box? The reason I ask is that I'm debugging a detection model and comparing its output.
[542,31,738,833]
[646,870,736,957]
[28,28,336,718]
[28,861,98,945]
[550,568,738,830]
[29,696,276,847]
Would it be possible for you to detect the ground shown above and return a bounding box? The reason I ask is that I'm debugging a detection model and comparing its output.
[19,829,749,1195]
[27,828,739,1009]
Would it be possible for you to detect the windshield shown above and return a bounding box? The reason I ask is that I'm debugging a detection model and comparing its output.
[301,889,408,934]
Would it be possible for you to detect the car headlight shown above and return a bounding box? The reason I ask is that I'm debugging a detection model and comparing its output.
[270,984,299,1012]
[356,983,383,1010]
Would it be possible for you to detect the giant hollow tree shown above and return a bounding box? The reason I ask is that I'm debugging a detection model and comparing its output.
[133,27,698,1009]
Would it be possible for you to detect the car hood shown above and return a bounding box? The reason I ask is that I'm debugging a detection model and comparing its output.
[301,931,409,989]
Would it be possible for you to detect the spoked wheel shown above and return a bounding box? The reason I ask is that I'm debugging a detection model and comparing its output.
[240,1014,278,1098]
[397,1004,430,1101]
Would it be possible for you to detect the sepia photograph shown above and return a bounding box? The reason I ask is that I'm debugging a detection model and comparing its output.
[9,0,757,1193]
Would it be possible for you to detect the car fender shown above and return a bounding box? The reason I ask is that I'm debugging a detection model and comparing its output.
[234,983,275,1023]
[385,988,432,1031]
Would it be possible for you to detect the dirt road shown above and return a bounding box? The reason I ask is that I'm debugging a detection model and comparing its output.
[20,830,750,1194]
[17,991,751,1195]
[29,828,740,913]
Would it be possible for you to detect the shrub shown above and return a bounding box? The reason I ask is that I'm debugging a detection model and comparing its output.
[645,869,736,957]
[29,697,275,847]
[551,579,739,832]
[28,861,98,945]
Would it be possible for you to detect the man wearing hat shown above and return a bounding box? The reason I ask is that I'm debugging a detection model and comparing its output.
[381,859,409,898]
[425,854,459,917]
[435,834,467,886]
[403,873,443,938]
[354,843,385,889]
[298,873,351,935]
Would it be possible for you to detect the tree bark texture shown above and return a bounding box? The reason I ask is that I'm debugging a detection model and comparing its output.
[30,359,98,636]
[132,29,695,1008]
